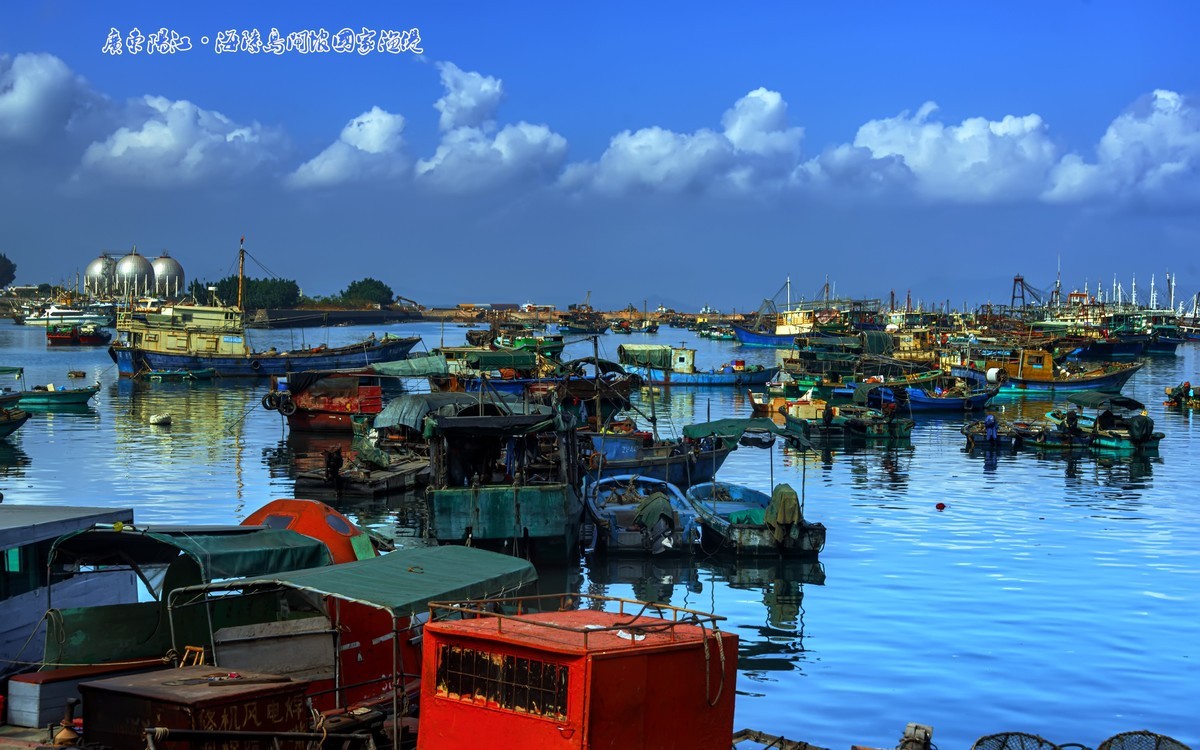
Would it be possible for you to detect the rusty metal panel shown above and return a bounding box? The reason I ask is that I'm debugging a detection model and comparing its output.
[79,666,309,750]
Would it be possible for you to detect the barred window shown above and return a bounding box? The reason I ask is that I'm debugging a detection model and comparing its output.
[435,645,568,719]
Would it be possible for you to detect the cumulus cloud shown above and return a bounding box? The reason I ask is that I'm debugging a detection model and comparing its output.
[1044,89,1200,205]
[433,62,503,131]
[416,63,567,192]
[78,95,284,187]
[287,106,408,189]
[563,87,805,194]
[0,52,96,143]
[830,102,1059,202]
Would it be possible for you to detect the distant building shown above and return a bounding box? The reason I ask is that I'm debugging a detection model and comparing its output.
[521,303,556,312]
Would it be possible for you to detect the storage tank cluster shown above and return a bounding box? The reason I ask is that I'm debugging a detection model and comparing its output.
[84,248,186,298]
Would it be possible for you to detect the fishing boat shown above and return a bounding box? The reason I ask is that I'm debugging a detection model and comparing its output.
[240,497,383,563]
[617,344,778,386]
[423,397,583,562]
[961,415,1026,449]
[685,481,826,557]
[1163,380,1200,409]
[951,347,1142,393]
[839,404,915,438]
[494,328,566,357]
[583,419,738,487]
[14,304,113,327]
[853,374,999,412]
[0,367,99,407]
[1045,392,1164,453]
[45,323,112,347]
[582,474,702,555]
[0,407,30,440]
[108,240,421,377]
[261,370,384,432]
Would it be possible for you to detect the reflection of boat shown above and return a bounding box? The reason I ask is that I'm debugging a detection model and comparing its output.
[686,482,826,557]
[583,475,702,555]
[585,555,704,604]
[141,368,216,382]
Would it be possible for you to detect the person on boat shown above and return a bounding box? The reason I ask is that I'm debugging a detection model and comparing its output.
[882,401,897,423]
[323,446,344,495]
[984,413,998,442]
[1063,407,1081,436]
[822,406,835,429]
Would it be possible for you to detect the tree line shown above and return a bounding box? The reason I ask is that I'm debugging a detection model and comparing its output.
[186,276,398,309]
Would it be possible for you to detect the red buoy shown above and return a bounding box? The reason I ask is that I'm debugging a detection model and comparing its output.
[936,502,946,511]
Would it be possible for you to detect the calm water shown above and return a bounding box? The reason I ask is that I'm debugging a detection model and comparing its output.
[2,321,1197,749]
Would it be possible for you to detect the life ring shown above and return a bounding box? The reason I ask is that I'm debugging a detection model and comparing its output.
[250,360,262,371]
[278,394,297,416]
[587,453,605,471]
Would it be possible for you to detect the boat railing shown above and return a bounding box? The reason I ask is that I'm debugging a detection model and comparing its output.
[428,593,725,645]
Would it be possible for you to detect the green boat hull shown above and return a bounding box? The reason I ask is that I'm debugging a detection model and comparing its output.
[427,483,581,561]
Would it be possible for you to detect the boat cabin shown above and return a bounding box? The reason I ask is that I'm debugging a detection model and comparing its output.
[417,594,738,750]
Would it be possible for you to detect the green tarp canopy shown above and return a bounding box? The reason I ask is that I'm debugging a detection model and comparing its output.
[49,526,333,583]
[370,353,450,377]
[373,392,491,431]
[169,545,537,617]
[0,366,24,376]
[433,403,558,436]
[1067,392,1146,411]
[862,330,896,355]
[463,349,538,370]
[682,417,803,442]
[617,344,673,370]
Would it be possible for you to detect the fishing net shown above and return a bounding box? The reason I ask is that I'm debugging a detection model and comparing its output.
[972,734,1062,750]
[1096,732,1191,750]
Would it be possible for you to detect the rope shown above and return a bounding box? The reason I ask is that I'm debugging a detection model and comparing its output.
[151,727,171,741]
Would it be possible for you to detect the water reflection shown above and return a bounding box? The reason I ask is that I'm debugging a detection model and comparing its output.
[0,440,31,477]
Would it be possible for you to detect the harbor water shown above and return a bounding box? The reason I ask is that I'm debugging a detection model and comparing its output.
[1,320,1196,749]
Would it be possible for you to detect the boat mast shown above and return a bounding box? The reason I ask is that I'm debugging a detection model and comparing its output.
[237,236,245,312]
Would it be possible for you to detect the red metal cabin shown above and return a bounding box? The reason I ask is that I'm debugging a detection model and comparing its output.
[418,595,738,750]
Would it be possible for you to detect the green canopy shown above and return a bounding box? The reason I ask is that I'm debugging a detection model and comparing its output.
[1067,392,1146,411]
[617,344,673,369]
[682,417,800,441]
[170,545,537,617]
[464,349,538,370]
[370,353,449,377]
[373,392,488,431]
[0,366,24,377]
[49,526,333,583]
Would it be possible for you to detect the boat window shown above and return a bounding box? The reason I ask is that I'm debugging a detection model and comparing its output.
[435,644,568,720]
[260,513,296,529]
[1028,355,1044,368]
[324,513,352,535]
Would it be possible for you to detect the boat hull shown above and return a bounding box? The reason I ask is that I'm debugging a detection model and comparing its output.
[685,482,826,557]
[623,365,779,386]
[17,385,99,406]
[426,483,582,563]
[583,475,700,556]
[585,444,734,488]
[110,336,418,378]
[0,409,31,438]
[731,325,796,347]
[950,363,1142,393]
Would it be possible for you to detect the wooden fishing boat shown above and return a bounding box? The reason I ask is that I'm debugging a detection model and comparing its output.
[583,421,737,487]
[45,323,113,347]
[951,347,1142,393]
[261,370,382,432]
[618,344,778,386]
[16,381,100,407]
[961,415,1026,449]
[837,404,914,438]
[0,407,30,440]
[582,474,701,555]
[1045,392,1164,453]
[1164,380,1200,409]
[685,481,826,557]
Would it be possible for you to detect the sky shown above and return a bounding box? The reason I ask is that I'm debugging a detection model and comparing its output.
[2,1,1200,311]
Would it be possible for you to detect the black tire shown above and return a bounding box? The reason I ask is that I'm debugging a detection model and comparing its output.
[279,394,297,416]
[250,360,262,371]
[260,392,278,411]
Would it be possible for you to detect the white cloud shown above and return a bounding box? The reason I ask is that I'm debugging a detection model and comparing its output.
[287,106,407,189]
[416,122,567,192]
[78,95,284,187]
[433,62,503,131]
[1044,89,1200,205]
[416,63,567,192]
[0,52,93,142]
[563,87,805,194]
[842,102,1059,201]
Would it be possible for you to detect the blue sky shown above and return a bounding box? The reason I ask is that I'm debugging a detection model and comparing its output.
[2,1,1199,310]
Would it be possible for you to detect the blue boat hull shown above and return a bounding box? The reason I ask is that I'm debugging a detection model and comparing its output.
[623,365,779,386]
[110,337,418,378]
[950,364,1141,393]
[866,386,996,411]
[1067,340,1145,360]
[731,325,796,347]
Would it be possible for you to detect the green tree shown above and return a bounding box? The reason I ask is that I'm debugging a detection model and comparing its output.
[0,254,15,288]
[341,278,394,306]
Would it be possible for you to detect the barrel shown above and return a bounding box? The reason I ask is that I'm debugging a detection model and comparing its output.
[985,367,1008,384]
